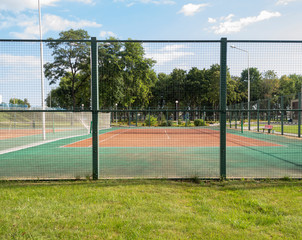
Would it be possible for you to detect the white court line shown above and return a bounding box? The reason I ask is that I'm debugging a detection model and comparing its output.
[0,134,85,155]
[99,129,131,143]
[164,130,170,139]
[227,136,259,147]
[68,129,132,148]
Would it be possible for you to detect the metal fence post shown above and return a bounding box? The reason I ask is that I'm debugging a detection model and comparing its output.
[268,99,271,125]
[298,93,301,138]
[91,37,99,180]
[257,100,260,132]
[281,96,284,135]
[235,104,237,129]
[220,38,227,179]
[229,105,232,128]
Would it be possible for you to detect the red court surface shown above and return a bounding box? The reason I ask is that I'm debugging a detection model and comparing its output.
[64,128,282,148]
[0,129,65,140]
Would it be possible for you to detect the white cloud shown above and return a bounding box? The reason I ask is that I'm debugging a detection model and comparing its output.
[178,3,209,16]
[114,0,176,6]
[209,11,281,34]
[0,0,60,12]
[0,0,94,12]
[100,31,117,38]
[208,17,216,23]
[9,14,102,39]
[276,0,297,5]
[145,44,194,65]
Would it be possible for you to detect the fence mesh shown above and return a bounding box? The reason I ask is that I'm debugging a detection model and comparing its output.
[227,41,302,178]
[0,39,302,179]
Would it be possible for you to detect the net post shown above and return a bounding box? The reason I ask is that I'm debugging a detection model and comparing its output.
[91,37,99,180]
[298,93,301,138]
[220,37,227,179]
[281,96,284,135]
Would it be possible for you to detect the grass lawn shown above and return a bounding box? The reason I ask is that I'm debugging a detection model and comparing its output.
[0,180,301,240]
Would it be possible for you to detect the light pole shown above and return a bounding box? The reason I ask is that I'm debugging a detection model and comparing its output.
[230,45,250,130]
[38,0,46,140]
[115,103,118,124]
[175,100,178,124]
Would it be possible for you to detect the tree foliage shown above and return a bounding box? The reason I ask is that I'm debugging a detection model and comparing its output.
[44,29,91,110]
[44,29,302,110]
[9,98,30,108]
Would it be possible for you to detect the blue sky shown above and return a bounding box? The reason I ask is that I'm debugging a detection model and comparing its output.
[1,0,302,106]
[0,0,302,40]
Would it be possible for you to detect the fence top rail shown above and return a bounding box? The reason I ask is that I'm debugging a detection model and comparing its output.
[228,40,302,43]
[1,39,302,43]
[0,39,222,43]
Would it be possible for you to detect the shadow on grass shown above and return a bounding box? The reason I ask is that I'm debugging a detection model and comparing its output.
[0,178,301,191]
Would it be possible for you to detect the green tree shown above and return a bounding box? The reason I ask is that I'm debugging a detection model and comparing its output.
[45,73,90,109]
[120,40,157,108]
[262,70,279,103]
[240,67,263,102]
[289,74,302,93]
[44,29,91,110]
[98,39,124,108]
[185,67,207,108]
[149,73,170,108]
[9,98,31,108]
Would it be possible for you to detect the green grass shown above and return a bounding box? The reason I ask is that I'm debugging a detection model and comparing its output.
[0,180,301,239]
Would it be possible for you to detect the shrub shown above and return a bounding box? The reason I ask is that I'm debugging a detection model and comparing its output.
[194,119,206,126]
[145,115,157,126]
[159,120,173,126]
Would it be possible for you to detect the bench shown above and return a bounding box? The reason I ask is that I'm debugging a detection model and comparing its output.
[262,125,273,133]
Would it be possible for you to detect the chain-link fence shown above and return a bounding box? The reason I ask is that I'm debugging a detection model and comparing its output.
[0,39,302,179]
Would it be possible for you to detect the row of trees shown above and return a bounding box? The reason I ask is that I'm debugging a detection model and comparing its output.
[45,29,302,110]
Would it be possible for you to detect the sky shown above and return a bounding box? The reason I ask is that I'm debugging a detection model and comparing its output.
[0,0,302,40]
[1,0,302,106]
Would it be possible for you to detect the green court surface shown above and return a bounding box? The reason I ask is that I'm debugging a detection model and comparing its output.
[0,127,301,179]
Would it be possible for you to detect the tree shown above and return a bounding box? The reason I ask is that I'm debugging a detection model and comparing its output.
[185,67,207,108]
[262,70,279,104]
[44,29,91,110]
[98,39,124,108]
[45,73,90,109]
[289,74,302,93]
[120,40,157,108]
[9,98,31,108]
[240,67,263,102]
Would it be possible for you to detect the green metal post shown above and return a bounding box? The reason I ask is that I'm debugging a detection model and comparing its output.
[229,105,232,128]
[298,93,301,138]
[268,99,271,125]
[281,96,284,135]
[235,104,237,129]
[166,110,168,126]
[257,100,260,132]
[148,108,151,127]
[136,111,138,127]
[220,38,227,179]
[241,102,244,133]
[91,37,99,180]
[248,101,250,131]
[52,112,55,133]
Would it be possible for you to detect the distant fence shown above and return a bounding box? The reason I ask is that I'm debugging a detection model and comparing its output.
[0,38,302,180]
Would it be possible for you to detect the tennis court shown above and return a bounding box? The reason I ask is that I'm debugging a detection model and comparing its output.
[1,125,301,179]
[64,128,281,148]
